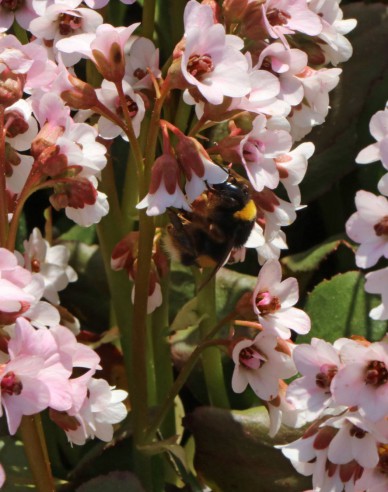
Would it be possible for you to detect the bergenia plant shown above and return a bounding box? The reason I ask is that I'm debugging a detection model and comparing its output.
[0,0,386,491]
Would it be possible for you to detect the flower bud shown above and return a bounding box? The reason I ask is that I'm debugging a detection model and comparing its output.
[223,0,249,23]
[61,74,98,110]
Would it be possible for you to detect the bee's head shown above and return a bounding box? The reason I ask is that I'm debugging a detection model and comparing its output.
[211,176,250,207]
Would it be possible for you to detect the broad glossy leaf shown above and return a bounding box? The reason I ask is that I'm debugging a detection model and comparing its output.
[301,271,387,343]
[185,406,311,492]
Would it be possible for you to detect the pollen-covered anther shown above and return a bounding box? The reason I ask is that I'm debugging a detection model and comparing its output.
[239,346,266,370]
[1,371,23,395]
[187,54,214,78]
[256,291,281,315]
[58,12,82,36]
[364,360,388,386]
[315,364,338,389]
[373,216,388,236]
[31,259,41,273]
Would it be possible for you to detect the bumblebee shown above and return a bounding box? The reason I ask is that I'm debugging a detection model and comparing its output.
[164,172,257,276]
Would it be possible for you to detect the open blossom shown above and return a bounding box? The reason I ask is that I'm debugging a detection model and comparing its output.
[180,1,250,105]
[330,338,388,422]
[239,114,292,192]
[286,338,342,420]
[29,5,103,67]
[56,23,140,82]
[22,228,77,305]
[97,79,145,140]
[261,0,322,46]
[364,267,388,320]
[124,36,160,90]
[346,190,388,269]
[252,259,311,338]
[137,154,190,216]
[231,331,296,401]
[63,377,128,445]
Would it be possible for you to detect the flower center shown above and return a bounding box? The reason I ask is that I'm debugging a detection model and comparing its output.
[58,13,82,36]
[133,67,147,80]
[349,425,367,439]
[256,291,281,315]
[374,216,388,236]
[1,371,22,395]
[365,360,388,386]
[187,54,214,79]
[315,364,338,390]
[239,346,266,370]
[116,95,138,119]
[2,0,24,11]
[266,8,291,27]
[31,258,41,273]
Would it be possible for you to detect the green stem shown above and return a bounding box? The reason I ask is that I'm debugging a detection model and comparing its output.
[96,163,133,386]
[131,212,155,445]
[20,416,54,492]
[142,0,156,40]
[145,311,236,441]
[173,93,193,135]
[197,272,230,408]
[151,272,175,438]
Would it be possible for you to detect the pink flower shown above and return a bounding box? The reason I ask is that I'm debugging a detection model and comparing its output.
[239,114,292,192]
[29,4,103,67]
[364,267,388,320]
[356,104,388,170]
[346,190,388,268]
[330,339,388,422]
[252,259,311,338]
[257,42,307,107]
[56,23,140,82]
[4,99,38,152]
[286,338,342,420]
[124,37,160,90]
[136,154,190,216]
[97,80,145,140]
[180,1,250,104]
[261,0,322,46]
[64,378,128,445]
[0,0,38,33]
[231,331,296,400]
[23,228,77,304]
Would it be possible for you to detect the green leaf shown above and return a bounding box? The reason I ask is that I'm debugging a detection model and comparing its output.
[76,471,145,492]
[59,225,96,245]
[185,406,311,492]
[0,437,34,491]
[302,271,387,343]
[170,297,207,333]
[282,234,353,274]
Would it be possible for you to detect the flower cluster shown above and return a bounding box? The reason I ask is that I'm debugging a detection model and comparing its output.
[346,103,388,321]
[136,0,355,267]
[0,242,127,446]
[230,259,311,434]
[280,336,388,492]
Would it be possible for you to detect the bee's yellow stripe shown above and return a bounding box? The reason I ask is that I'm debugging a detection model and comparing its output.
[233,200,256,221]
